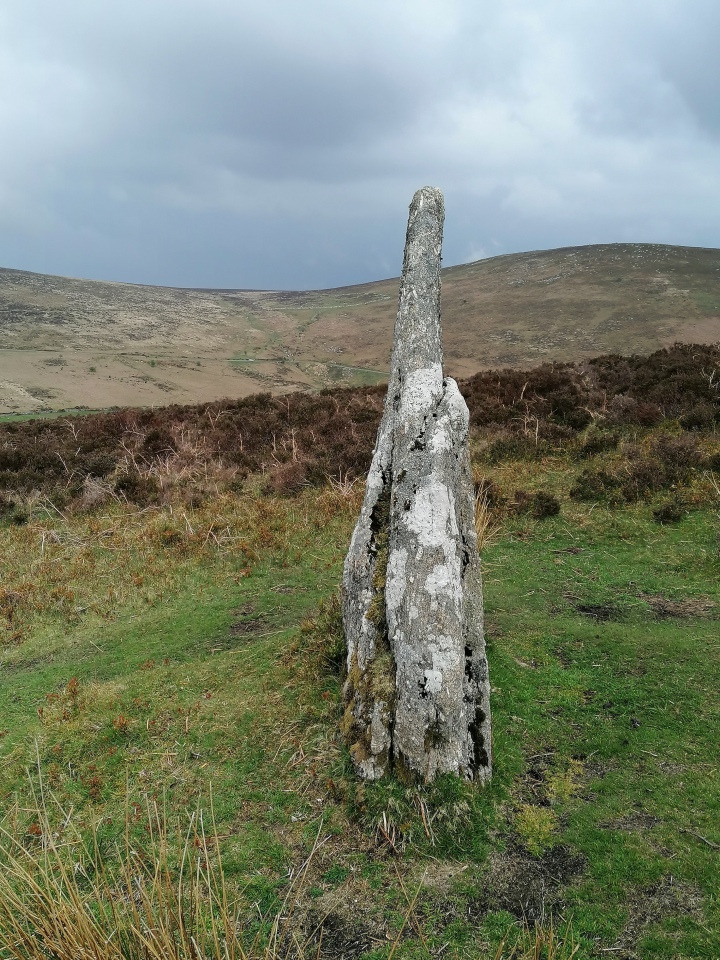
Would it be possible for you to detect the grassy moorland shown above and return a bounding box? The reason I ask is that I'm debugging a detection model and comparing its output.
[2,242,720,411]
[0,344,718,959]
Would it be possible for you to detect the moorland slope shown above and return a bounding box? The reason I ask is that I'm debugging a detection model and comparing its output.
[1,242,719,412]
[0,344,719,958]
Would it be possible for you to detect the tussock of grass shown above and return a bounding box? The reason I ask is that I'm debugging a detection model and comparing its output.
[0,775,328,960]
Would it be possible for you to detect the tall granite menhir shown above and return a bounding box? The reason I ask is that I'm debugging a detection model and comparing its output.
[341,187,492,784]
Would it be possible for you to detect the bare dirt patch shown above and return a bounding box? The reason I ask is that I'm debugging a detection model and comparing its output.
[575,602,622,621]
[604,811,661,832]
[607,875,704,958]
[204,604,275,652]
[565,596,623,621]
[469,843,587,923]
[288,892,378,960]
[643,594,716,619]
[230,616,270,636]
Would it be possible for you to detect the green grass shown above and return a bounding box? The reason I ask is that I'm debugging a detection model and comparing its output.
[692,289,720,314]
[0,447,719,958]
[0,407,102,423]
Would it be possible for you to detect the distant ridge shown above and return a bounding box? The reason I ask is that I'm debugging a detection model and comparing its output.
[1,243,719,413]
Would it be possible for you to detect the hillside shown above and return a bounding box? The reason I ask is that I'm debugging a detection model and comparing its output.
[1,242,719,413]
[0,345,719,958]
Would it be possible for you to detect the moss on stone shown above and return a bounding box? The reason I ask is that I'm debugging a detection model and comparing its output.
[341,483,397,766]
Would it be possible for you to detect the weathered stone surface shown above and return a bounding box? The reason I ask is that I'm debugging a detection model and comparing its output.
[341,187,492,783]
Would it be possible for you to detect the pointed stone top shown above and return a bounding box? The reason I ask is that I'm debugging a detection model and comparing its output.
[409,186,444,220]
[392,187,445,378]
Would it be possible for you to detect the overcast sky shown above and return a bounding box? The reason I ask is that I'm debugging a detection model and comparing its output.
[1,0,719,289]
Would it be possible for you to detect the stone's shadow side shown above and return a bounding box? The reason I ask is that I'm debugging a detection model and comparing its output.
[341,187,492,784]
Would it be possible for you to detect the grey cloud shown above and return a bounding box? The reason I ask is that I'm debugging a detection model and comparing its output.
[0,0,718,288]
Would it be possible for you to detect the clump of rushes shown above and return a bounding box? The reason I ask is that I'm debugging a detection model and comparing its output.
[474,488,503,552]
[0,787,318,960]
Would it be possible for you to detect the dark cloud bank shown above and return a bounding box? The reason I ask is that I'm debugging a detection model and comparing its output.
[1,0,718,289]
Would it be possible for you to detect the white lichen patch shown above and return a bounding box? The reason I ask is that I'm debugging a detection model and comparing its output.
[428,381,469,454]
[385,547,408,614]
[431,645,460,673]
[428,422,452,454]
[443,378,470,431]
[397,362,443,427]
[403,479,459,549]
[424,560,463,613]
[423,669,443,694]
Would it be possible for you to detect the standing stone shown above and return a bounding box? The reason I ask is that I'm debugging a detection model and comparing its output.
[341,187,492,784]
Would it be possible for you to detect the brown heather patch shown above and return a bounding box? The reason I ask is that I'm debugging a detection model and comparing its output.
[0,344,717,515]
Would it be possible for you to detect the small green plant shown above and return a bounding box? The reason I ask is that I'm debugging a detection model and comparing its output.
[321,864,350,884]
[546,759,583,805]
[515,804,559,856]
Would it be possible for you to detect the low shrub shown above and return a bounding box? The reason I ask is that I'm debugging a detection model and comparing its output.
[653,497,686,524]
[531,491,561,519]
[680,403,717,430]
[629,400,664,426]
[577,427,620,459]
[267,459,309,496]
[650,433,702,480]
[114,473,160,505]
[706,451,720,472]
[570,468,620,502]
[486,435,551,464]
[616,448,665,502]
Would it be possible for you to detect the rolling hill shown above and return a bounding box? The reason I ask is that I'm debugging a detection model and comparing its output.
[1,242,719,413]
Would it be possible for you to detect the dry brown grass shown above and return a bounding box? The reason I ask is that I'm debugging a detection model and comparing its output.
[0,768,330,960]
[474,490,503,555]
[0,787,581,960]
[495,921,580,959]
[0,482,362,659]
